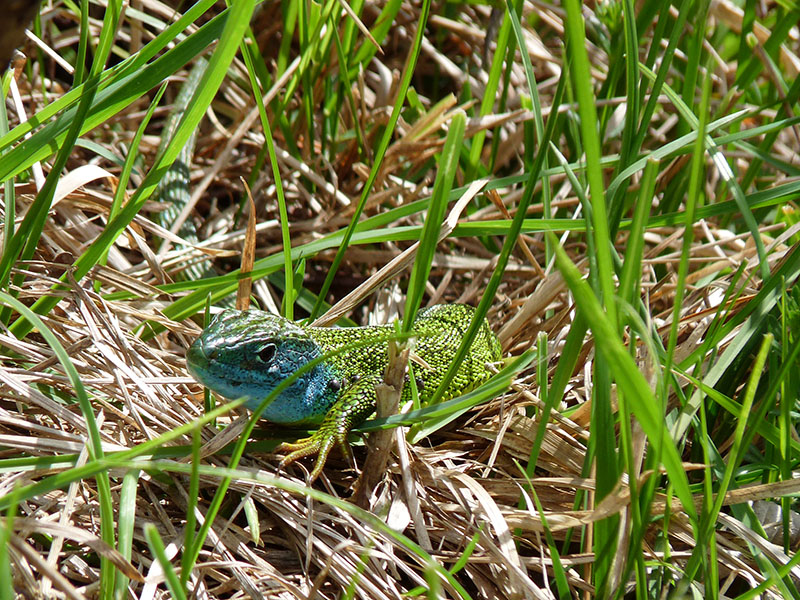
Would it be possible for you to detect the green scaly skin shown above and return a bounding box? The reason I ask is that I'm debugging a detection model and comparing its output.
[186,304,501,480]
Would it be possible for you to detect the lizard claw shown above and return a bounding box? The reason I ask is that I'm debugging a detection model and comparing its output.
[277,429,351,482]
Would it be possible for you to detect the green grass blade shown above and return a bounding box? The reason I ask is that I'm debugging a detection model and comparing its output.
[0,1,220,178]
[113,468,141,599]
[8,0,257,338]
[0,291,116,592]
[403,109,465,330]
[310,0,432,319]
[239,28,293,318]
[427,64,567,407]
[550,237,698,524]
[563,0,615,325]
[664,58,712,385]
[144,524,187,600]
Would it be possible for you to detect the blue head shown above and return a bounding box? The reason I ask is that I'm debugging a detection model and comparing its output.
[186,309,338,424]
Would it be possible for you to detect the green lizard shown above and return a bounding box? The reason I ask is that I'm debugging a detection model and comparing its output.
[186,304,502,480]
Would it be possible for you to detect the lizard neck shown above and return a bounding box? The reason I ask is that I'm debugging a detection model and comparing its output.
[250,361,340,424]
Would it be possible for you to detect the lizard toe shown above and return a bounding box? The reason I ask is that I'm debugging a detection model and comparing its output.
[277,432,339,482]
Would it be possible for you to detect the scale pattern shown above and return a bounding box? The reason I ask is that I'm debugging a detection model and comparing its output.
[186,304,502,479]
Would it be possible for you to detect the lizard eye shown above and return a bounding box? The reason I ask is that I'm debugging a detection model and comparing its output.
[257,343,277,364]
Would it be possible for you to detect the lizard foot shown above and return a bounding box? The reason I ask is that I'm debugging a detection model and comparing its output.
[276,429,351,482]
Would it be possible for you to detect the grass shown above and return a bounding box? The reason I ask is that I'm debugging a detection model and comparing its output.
[1,0,800,598]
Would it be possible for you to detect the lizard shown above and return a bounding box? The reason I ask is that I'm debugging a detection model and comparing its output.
[186,303,502,480]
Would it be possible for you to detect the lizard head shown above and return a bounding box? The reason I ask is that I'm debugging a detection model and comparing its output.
[186,309,337,424]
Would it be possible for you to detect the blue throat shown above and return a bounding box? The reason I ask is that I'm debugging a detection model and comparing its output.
[244,361,339,424]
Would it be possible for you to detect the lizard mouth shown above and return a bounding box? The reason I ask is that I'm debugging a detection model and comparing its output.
[186,338,222,385]
[186,338,209,374]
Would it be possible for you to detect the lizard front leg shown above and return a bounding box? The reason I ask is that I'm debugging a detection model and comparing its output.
[277,374,381,481]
